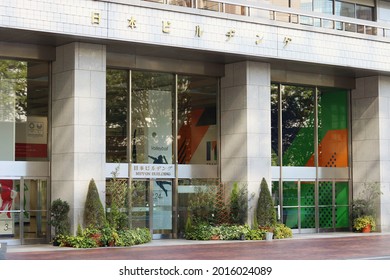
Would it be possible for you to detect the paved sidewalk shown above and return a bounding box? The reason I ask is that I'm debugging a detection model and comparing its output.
[5,232,378,253]
[4,232,390,260]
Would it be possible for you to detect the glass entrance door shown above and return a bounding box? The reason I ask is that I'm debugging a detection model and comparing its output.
[274,179,349,233]
[0,179,20,244]
[0,178,49,245]
[151,179,173,238]
[130,179,173,239]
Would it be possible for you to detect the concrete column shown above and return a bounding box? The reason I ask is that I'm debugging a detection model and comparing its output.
[51,42,106,234]
[220,61,271,225]
[352,75,390,232]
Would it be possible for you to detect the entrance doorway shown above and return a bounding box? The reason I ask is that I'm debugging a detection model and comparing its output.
[130,179,173,239]
[0,178,49,245]
[272,179,349,233]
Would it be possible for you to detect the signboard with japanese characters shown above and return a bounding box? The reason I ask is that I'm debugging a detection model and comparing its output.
[131,164,175,179]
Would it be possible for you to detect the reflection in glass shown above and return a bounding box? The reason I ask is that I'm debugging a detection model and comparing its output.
[318,88,348,168]
[335,182,349,228]
[177,75,218,165]
[130,180,150,229]
[106,69,128,163]
[23,179,48,239]
[177,178,219,236]
[271,84,279,166]
[283,181,298,229]
[281,86,315,167]
[0,60,49,161]
[131,72,174,164]
[335,1,356,31]
[300,182,315,228]
[318,181,333,228]
[0,179,19,239]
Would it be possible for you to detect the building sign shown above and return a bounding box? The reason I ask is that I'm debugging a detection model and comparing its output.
[131,164,175,178]
[15,116,48,159]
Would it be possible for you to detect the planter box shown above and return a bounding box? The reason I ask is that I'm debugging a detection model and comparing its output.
[265,232,273,241]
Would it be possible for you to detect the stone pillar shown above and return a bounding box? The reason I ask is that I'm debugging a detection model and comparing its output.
[352,75,390,232]
[51,42,106,234]
[220,61,271,225]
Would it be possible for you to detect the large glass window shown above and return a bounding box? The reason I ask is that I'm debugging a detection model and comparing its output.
[177,75,218,165]
[272,83,350,232]
[271,84,279,166]
[131,71,175,164]
[272,83,349,168]
[318,88,348,167]
[336,1,356,31]
[106,70,219,238]
[281,85,315,167]
[106,69,128,163]
[1,178,48,243]
[296,0,375,30]
[106,70,218,166]
[0,60,49,162]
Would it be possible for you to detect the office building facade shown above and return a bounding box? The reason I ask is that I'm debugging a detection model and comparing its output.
[1,0,390,244]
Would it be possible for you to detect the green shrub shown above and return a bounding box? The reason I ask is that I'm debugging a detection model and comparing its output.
[188,186,218,225]
[245,228,267,240]
[106,166,131,230]
[58,234,99,248]
[84,178,105,229]
[185,222,213,240]
[116,228,152,246]
[256,178,276,227]
[218,224,246,240]
[273,223,293,239]
[229,183,248,225]
[50,198,70,237]
[106,202,128,230]
[57,227,151,248]
[351,182,382,220]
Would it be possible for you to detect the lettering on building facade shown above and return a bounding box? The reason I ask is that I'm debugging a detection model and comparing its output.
[91,11,269,45]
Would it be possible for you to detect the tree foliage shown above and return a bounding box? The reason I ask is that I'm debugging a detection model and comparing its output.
[84,179,105,229]
[229,182,248,225]
[50,198,70,236]
[256,178,276,227]
[0,60,27,122]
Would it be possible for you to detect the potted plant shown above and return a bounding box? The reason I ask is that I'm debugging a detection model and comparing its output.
[351,182,381,233]
[353,215,376,233]
[49,198,70,245]
[256,178,276,240]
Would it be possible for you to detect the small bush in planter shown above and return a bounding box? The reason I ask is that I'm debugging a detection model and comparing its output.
[84,178,105,229]
[256,178,276,228]
[229,183,248,225]
[50,198,70,244]
[353,215,376,232]
[273,223,293,239]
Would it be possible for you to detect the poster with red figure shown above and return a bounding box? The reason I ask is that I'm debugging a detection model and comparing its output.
[0,180,17,235]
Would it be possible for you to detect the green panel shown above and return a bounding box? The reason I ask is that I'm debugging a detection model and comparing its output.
[283,181,298,207]
[335,182,348,205]
[319,206,333,228]
[336,206,349,228]
[272,181,280,206]
[283,208,298,229]
[281,86,315,167]
[301,182,315,206]
[301,207,315,228]
[282,127,315,166]
[319,181,332,205]
[335,182,349,228]
[319,182,332,228]
[318,89,348,140]
[282,181,298,229]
